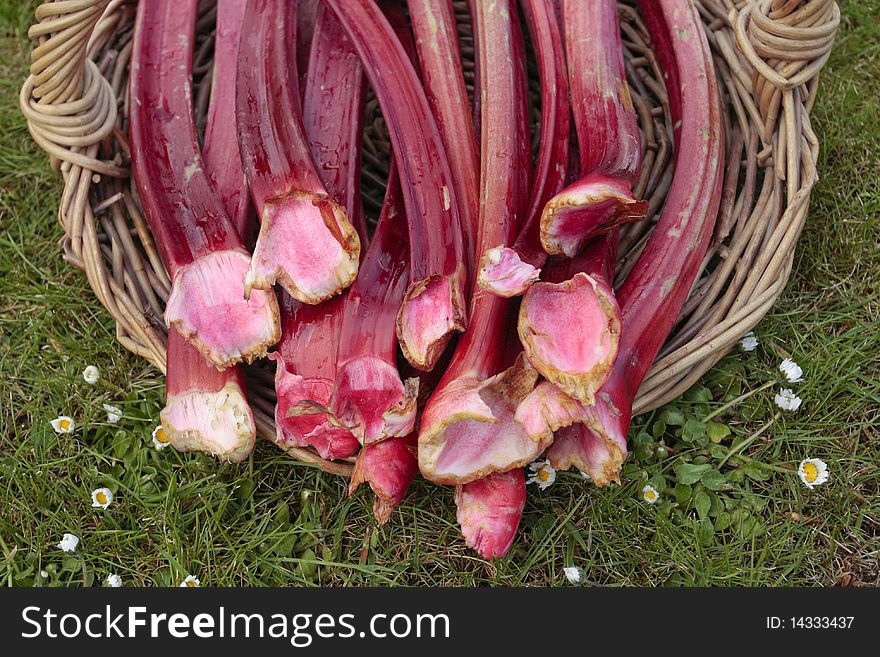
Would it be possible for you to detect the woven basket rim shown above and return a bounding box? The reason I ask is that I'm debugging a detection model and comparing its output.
[19,0,839,476]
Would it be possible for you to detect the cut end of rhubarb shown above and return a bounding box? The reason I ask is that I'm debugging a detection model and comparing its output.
[396,273,466,371]
[519,272,621,404]
[455,469,526,560]
[245,192,361,304]
[349,434,418,525]
[547,423,626,487]
[540,175,647,257]
[160,381,256,463]
[165,250,281,370]
[332,356,419,445]
[271,353,360,460]
[418,354,546,484]
[514,380,591,441]
[477,246,541,298]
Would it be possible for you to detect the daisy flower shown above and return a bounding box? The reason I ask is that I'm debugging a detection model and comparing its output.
[774,387,802,412]
[739,331,758,352]
[40,570,49,579]
[151,425,171,450]
[180,575,200,588]
[50,416,75,434]
[57,533,80,553]
[779,358,804,383]
[642,484,660,504]
[103,403,123,424]
[82,365,100,385]
[798,458,829,489]
[526,460,557,490]
[106,574,123,588]
[91,487,113,509]
[563,567,582,584]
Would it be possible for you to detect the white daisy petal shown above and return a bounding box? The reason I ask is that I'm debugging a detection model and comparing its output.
[563,566,582,584]
[798,458,829,489]
[578,470,592,481]
[642,484,660,504]
[774,387,803,412]
[779,358,804,383]
[151,425,171,450]
[103,403,123,424]
[91,487,113,509]
[106,574,123,588]
[180,575,200,588]
[739,332,758,352]
[50,415,75,434]
[82,365,100,385]
[40,570,49,579]
[526,460,557,490]
[57,533,79,553]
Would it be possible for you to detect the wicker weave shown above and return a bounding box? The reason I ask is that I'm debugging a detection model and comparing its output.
[20,0,838,476]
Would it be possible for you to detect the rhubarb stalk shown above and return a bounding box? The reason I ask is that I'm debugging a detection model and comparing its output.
[455,469,526,559]
[325,0,468,371]
[332,171,418,445]
[237,0,360,304]
[538,0,647,258]
[520,0,725,485]
[407,0,480,270]
[130,0,280,371]
[160,0,258,462]
[477,0,569,297]
[419,0,544,489]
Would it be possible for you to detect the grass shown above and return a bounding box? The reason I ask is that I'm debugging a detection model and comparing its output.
[1,1,878,587]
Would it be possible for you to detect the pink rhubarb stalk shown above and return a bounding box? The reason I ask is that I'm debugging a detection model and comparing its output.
[332,171,418,445]
[161,0,258,462]
[349,433,419,525]
[130,0,280,371]
[477,0,569,297]
[237,0,360,304]
[325,0,468,371]
[419,0,545,489]
[520,0,725,485]
[407,0,480,270]
[538,0,647,258]
[455,469,526,559]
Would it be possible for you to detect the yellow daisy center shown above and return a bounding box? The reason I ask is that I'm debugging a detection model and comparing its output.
[537,469,550,482]
[156,427,169,444]
[95,491,108,505]
[645,489,657,500]
[802,462,818,483]
[185,579,197,587]
[59,419,71,430]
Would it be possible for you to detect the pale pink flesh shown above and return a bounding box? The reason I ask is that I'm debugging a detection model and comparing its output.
[396,274,465,371]
[349,434,418,524]
[455,468,526,560]
[547,421,627,487]
[164,250,280,370]
[519,272,620,404]
[332,356,418,445]
[271,353,359,460]
[540,173,647,258]
[477,246,541,298]
[161,379,255,463]
[419,356,548,485]
[245,193,360,304]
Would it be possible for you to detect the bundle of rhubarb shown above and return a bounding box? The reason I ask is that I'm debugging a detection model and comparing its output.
[129,0,723,558]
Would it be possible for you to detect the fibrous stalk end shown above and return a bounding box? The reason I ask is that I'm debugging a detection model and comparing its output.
[477,246,541,298]
[396,272,466,371]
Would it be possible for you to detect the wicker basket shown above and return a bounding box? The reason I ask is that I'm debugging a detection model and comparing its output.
[19,0,839,477]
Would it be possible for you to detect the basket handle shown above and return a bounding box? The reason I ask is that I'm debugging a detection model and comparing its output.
[19,0,127,178]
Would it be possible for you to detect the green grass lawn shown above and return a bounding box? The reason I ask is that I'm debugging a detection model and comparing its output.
[1,1,877,587]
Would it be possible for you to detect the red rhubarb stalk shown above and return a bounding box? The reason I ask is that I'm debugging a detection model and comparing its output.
[130,0,280,371]
[161,0,258,462]
[349,433,419,525]
[516,0,636,404]
[477,0,569,297]
[419,0,544,490]
[331,171,418,445]
[455,469,526,559]
[237,0,360,304]
[538,0,647,258]
[325,0,468,371]
[520,0,725,485]
[407,0,480,270]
